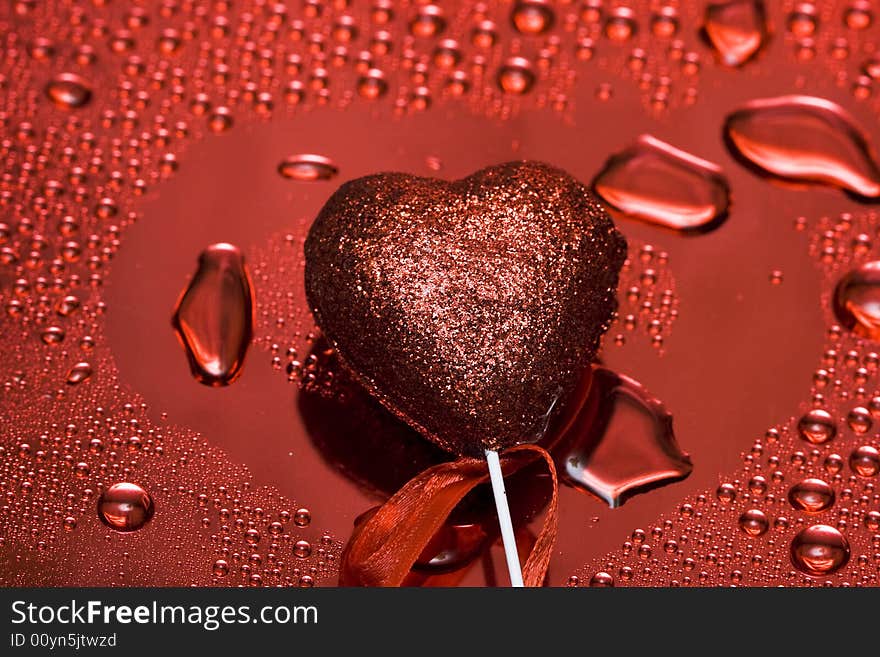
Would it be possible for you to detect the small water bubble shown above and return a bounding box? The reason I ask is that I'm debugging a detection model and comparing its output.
[212,559,229,577]
[294,540,311,558]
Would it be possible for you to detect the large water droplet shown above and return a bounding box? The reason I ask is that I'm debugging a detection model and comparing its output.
[797,408,837,444]
[788,478,835,513]
[790,524,850,576]
[592,135,730,231]
[172,243,254,386]
[277,154,339,182]
[702,0,768,67]
[557,367,692,508]
[45,73,92,109]
[724,95,880,198]
[833,261,880,339]
[97,482,155,532]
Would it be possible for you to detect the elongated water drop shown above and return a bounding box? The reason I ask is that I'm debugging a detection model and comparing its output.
[724,95,880,198]
[592,135,730,231]
[172,243,254,386]
[557,367,692,508]
[278,154,338,182]
[45,73,92,109]
[703,0,768,67]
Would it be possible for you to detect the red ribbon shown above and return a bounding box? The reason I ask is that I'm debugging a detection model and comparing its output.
[340,444,558,587]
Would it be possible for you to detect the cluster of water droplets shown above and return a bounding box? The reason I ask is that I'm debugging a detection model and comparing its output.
[4,0,880,586]
[573,211,880,586]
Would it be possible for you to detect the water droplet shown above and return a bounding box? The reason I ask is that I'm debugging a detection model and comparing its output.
[724,95,880,198]
[294,539,312,558]
[797,409,837,444]
[212,559,229,577]
[738,509,769,536]
[277,154,339,182]
[790,525,850,576]
[847,406,872,433]
[293,508,311,527]
[787,4,819,37]
[788,478,835,513]
[207,106,233,133]
[604,8,638,41]
[844,1,873,30]
[409,5,446,38]
[172,243,254,386]
[558,367,692,508]
[592,135,730,231]
[702,0,769,67]
[833,262,880,339]
[45,73,92,109]
[357,69,388,99]
[849,445,880,477]
[97,482,155,532]
[589,571,615,587]
[414,522,488,572]
[66,362,93,385]
[511,0,555,35]
[497,57,536,95]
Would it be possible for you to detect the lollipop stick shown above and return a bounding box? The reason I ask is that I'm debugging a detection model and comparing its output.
[485,449,524,587]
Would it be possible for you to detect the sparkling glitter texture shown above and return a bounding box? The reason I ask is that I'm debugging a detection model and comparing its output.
[305,162,627,457]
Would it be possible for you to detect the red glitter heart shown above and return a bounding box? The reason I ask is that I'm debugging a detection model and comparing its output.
[305,161,626,457]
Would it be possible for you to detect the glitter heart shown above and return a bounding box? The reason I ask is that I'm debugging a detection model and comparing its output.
[305,161,626,457]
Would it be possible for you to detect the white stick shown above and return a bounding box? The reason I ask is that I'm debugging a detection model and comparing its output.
[485,449,524,587]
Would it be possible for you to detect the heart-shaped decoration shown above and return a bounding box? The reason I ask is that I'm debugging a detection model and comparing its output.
[305,161,626,457]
